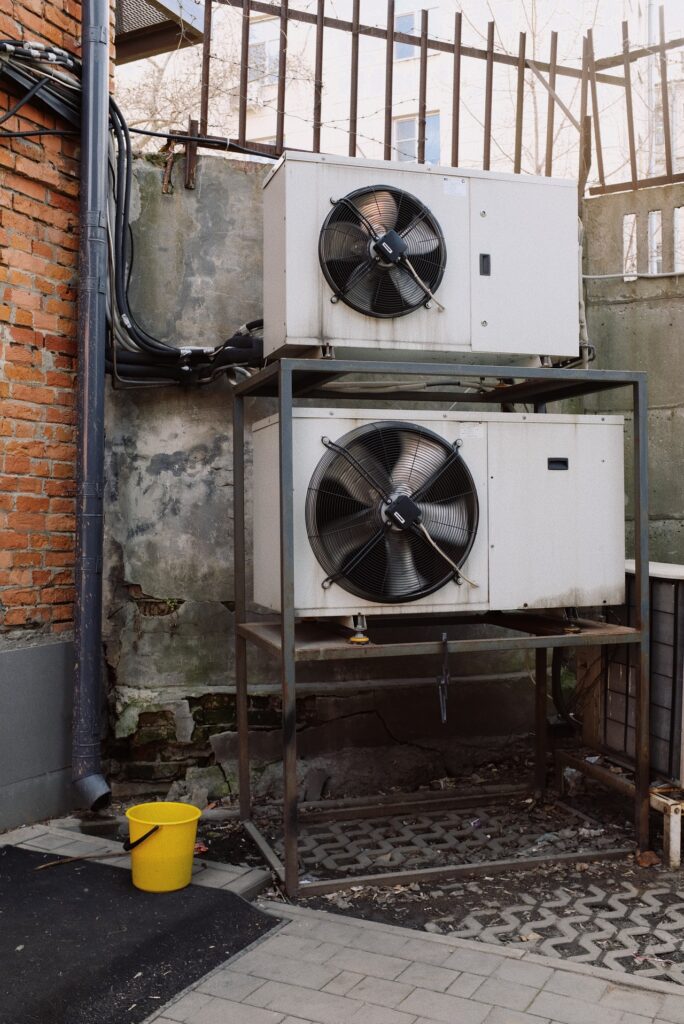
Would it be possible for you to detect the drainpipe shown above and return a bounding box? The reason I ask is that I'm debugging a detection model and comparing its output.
[72,0,112,810]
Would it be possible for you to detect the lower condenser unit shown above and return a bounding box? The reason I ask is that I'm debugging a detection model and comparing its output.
[252,409,626,618]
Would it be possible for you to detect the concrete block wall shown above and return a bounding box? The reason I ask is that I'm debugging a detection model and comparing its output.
[582,183,684,563]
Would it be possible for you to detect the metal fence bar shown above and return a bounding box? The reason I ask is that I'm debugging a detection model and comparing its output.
[513,30,526,174]
[312,0,324,152]
[544,30,558,176]
[578,35,588,181]
[622,19,638,189]
[348,0,360,157]
[384,0,394,160]
[237,0,250,147]
[450,11,461,167]
[587,28,605,188]
[275,0,289,154]
[417,8,428,163]
[659,5,673,181]
[483,20,494,171]
[199,0,212,137]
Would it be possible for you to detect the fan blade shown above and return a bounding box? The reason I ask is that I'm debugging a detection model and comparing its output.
[353,190,399,233]
[418,498,473,548]
[317,510,379,565]
[384,532,427,597]
[323,220,370,261]
[320,463,377,506]
[388,265,425,308]
[404,227,440,259]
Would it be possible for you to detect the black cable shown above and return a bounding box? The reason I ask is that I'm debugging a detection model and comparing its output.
[0,127,76,137]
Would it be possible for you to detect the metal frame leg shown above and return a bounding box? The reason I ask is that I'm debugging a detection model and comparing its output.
[233,392,251,819]
[535,647,548,798]
[633,378,650,850]
[279,362,299,896]
[663,806,681,871]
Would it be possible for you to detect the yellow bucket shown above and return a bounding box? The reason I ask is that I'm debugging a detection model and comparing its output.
[125,802,201,893]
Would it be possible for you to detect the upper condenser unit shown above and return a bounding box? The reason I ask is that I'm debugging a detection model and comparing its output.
[262,153,580,361]
[252,409,625,619]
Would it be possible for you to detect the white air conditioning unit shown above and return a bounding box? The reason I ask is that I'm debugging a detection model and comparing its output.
[262,153,580,361]
[252,409,625,618]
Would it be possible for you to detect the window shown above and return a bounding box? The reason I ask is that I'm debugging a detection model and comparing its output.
[648,209,662,274]
[248,18,279,85]
[394,113,440,164]
[622,213,637,280]
[394,12,416,61]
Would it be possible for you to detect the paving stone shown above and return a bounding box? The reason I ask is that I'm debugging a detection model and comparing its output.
[543,971,608,1003]
[20,835,76,852]
[441,949,506,977]
[348,1006,417,1024]
[330,947,411,981]
[527,991,623,1024]
[482,1008,551,1024]
[658,993,684,1023]
[231,950,340,990]
[192,869,235,889]
[281,917,364,948]
[261,935,342,965]
[395,962,461,993]
[351,929,419,958]
[197,970,266,1001]
[446,973,485,998]
[493,959,553,989]
[245,980,362,1024]
[323,972,365,996]
[194,1000,285,1024]
[472,977,538,1013]
[398,987,491,1024]
[392,938,453,967]
[601,984,664,1018]
[619,1012,655,1024]
[346,976,415,1008]
[164,990,216,1022]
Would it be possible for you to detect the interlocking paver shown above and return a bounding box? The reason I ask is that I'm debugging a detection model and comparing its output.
[348,1005,417,1024]
[472,976,537,1012]
[493,959,553,989]
[232,950,340,990]
[328,947,411,981]
[446,973,485,998]
[527,990,623,1024]
[197,969,266,1002]
[351,929,420,958]
[194,1000,285,1024]
[658,992,684,1023]
[600,984,664,1017]
[245,980,362,1024]
[391,938,452,967]
[441,949,506,977]
[543,970,608,1003]
[395,961,461,993]
[323,972,365,995]
[398,986,491,1024]
[262,935,343,965]
[281,917,364,948]
[163,990,215,1022]
[482,1009,551,1024]
[346,976,415,1008]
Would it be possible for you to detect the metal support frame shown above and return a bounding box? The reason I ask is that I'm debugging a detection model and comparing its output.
[232,359,649,896]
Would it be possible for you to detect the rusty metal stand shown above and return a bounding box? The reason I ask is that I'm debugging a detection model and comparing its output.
[232,359,649,896]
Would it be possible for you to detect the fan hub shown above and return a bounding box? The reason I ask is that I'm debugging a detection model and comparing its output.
[382,494,422,531]
[372,229,407,266]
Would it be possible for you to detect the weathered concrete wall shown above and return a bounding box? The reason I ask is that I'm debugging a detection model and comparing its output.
[582,183,684,562]
[103,154,535,795]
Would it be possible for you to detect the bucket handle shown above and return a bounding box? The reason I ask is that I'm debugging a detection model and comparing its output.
[123,824,160,852]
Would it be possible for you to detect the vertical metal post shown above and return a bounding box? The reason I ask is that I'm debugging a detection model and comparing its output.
[535,647,547,797]
[313,0,324,153]
[633,377,651,850]
[184,117,198,190]
[450,11,461,167]
[279,362,299,896]
[233,392,251,819]
[237,0,250,148]
[275,0,289,154]
[587,29,605,188]
[384,0,395,160]
[622,20,638,189]
[544,30,558,177]
[577,35,589,187]
[513,31,526,174]
[417,8,428,164]
[483,21,494,171]
[659,5,673,181]
[199,0,212,137]
[348,0,360,157]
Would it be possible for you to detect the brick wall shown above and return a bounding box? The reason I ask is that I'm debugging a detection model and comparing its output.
[0,2,82,636]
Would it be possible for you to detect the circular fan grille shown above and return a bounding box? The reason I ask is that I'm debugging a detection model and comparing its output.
[305,421,478,604]
[318,185,447,318]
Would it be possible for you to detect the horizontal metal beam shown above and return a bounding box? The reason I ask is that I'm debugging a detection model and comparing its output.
[300,783,532,823]
[298,846,635,895]
[216,0,624,86]
[244,820,285,881]
[594,34,684,71]
[588,170,684,196]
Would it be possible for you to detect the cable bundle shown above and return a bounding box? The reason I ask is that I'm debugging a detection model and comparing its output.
[0,39,263,387]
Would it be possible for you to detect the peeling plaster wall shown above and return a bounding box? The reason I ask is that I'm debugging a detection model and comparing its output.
[103,154,535,794]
